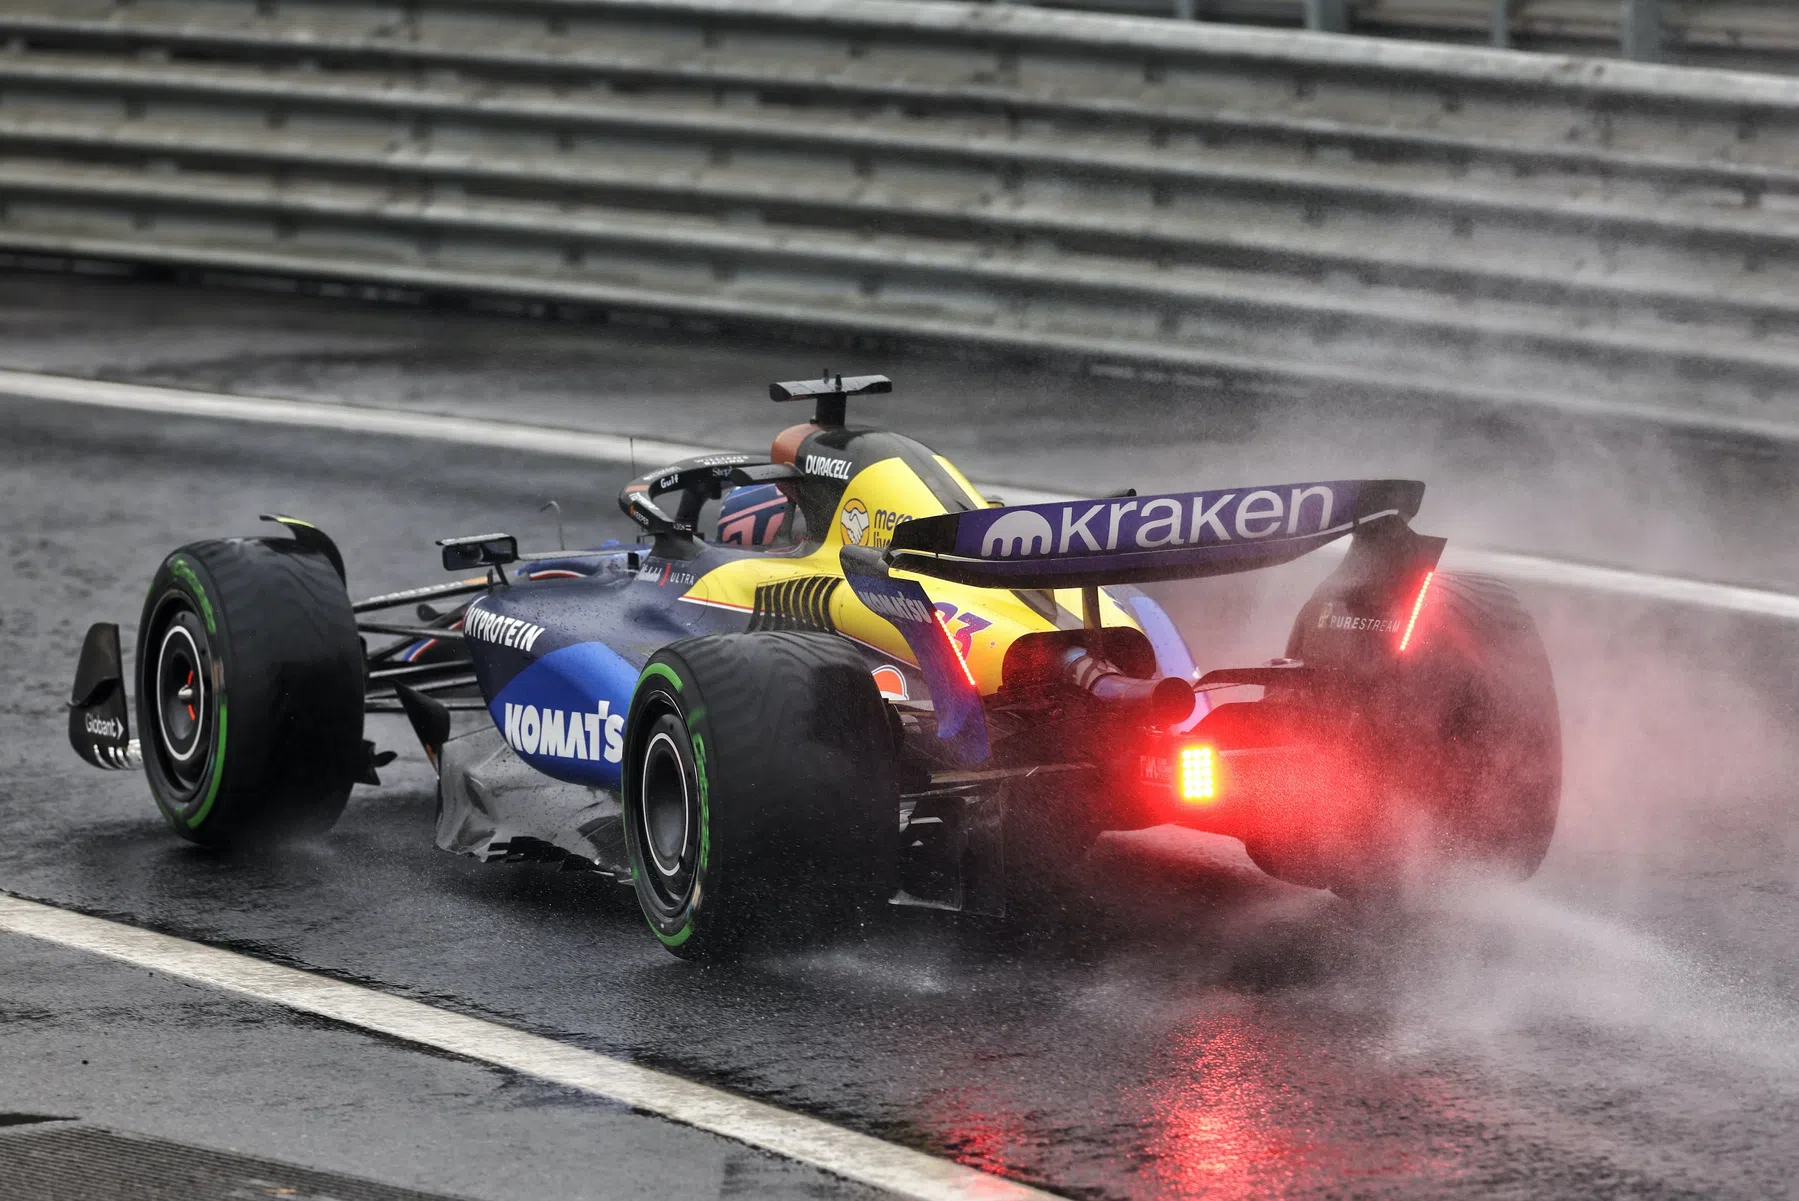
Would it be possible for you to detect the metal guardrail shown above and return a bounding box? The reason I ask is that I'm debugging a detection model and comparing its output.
[985,1,1797,69]
[0,0,1797,432]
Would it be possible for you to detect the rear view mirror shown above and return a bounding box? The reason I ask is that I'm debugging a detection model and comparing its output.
[437,533,519,573]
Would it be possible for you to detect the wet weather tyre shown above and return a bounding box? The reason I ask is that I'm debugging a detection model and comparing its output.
[1249,572,1561,895]
[622,632,898,961]
[136,538,364,847]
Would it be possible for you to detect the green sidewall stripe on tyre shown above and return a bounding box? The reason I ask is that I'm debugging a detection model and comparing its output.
[636,660,710,949]
[186,702,228,829]
[168,556,216,634]
[648,723,710,950]
[690,732,711,877]
[638,662,683,693]
[163,555,227,828]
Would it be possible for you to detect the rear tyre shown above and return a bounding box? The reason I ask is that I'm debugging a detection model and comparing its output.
[1247,572,1560,895]
[136,538,365,847]
[621,631,898,960]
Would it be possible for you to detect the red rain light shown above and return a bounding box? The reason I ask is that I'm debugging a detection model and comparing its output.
[1178,744,1216,804]
[1397,570,1435,653]
[936,610,978,688]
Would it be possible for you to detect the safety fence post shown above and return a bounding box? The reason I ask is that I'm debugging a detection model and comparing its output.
[1622,0,1662,60]
[1490,0,1510,48]
[1172,0,1197,18]
[1304,0,1349,33]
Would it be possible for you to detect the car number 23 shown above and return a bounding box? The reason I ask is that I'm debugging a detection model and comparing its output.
[932,603,993,658]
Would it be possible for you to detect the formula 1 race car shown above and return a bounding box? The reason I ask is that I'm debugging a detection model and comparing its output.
[68,374,1560,958]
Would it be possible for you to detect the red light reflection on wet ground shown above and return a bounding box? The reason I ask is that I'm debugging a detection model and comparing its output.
[1142,1009,1334,1197]
[926,1083,1047,1183]
[922,1002,1476,1199]
[1137,1007,1468,1199]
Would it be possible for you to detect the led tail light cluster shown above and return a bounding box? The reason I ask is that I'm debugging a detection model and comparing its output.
[1178,744,1216,804]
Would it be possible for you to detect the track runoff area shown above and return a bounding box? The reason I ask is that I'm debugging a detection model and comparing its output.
[2,365,1796,1199]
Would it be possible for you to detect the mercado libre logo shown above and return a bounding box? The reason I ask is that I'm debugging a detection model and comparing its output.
[840,498,871,546]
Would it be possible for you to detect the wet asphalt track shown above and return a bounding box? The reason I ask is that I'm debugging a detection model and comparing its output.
[2,273,1799,1199]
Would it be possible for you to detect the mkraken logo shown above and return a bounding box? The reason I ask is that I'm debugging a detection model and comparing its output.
[503,700,625,763]
[968,484,1343,558]
[981,510,1054,557]
[840,498,871,546]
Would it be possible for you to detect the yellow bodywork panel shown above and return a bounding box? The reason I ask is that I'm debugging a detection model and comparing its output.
[682,455,1140,694]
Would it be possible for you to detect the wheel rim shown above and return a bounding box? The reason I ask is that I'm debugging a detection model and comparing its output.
[156,624,204,761]
[637,724,699,908]
[148,602,212,794]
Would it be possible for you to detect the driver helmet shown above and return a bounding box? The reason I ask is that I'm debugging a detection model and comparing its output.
[715,483,793,546]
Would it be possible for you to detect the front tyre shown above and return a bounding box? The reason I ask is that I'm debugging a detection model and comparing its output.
[622,632,898,960]
[136,538,364,847]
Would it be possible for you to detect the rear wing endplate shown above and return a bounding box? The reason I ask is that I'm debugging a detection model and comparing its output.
[840,546,988,765]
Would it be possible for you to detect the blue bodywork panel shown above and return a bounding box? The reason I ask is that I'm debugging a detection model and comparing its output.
[457,547,743,789]
[488,641,638,788]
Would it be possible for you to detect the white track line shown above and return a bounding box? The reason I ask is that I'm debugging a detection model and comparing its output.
[1442,547,1799,622]
[4,367,1796,623]
[0,367,715,468]
[0,893,1057,1201]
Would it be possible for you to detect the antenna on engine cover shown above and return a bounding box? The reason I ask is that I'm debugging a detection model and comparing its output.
[769,372,892,426]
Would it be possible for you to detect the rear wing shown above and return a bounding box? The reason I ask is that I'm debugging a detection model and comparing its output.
[885,479,1425,589]
[841,478,1438,768]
